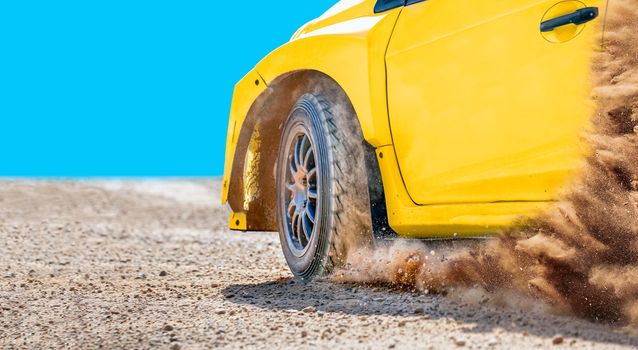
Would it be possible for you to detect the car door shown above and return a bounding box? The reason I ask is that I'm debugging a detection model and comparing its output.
[385,0,606,205]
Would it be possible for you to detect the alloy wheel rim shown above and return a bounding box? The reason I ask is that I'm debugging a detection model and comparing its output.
[284,129,318,256]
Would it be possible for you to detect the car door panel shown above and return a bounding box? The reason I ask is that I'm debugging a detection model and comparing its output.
[386,0,604,205]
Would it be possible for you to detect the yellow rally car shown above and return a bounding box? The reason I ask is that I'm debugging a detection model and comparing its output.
[222,0,606,280]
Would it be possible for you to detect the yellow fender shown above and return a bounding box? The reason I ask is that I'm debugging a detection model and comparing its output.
[222,3,401,231]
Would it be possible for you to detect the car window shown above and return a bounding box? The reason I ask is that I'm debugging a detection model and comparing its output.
[374,0,404,13]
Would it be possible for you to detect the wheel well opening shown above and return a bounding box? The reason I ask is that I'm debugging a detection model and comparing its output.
[227,69,394,237]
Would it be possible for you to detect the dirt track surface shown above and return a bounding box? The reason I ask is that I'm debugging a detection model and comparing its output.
[0,180,636,349]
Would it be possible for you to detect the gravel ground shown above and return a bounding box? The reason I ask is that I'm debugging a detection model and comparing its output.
[0,180,636,349]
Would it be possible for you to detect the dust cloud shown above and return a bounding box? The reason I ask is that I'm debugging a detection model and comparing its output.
[335,0,638,325]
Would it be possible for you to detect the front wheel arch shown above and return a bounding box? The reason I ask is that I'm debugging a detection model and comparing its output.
[226,70,394,239]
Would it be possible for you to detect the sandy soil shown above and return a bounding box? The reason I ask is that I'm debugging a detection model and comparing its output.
[0,180,636,349]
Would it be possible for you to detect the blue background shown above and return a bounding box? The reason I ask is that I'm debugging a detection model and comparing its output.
[0,1,335,176]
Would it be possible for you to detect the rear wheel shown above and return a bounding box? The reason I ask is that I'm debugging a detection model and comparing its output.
[276,93,373,281]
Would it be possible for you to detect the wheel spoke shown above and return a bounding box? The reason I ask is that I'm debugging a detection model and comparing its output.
[289,154,298,176]
[287,200,295,218]
[291,211,300,239]
[300,135,309,158]
[295,212,304,243]
[306,205,316,223]
[291,211,299,227]
[303,147,314,171]
[307,187,318,200]
[307,168,317,183]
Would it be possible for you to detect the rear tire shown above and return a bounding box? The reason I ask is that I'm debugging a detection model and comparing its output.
[276,93,373,282]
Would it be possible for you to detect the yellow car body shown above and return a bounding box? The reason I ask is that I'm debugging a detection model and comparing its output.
[222,0,606,238]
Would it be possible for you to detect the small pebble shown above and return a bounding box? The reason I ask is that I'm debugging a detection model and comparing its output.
[159,271,168,277]
[553,336,564,345]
